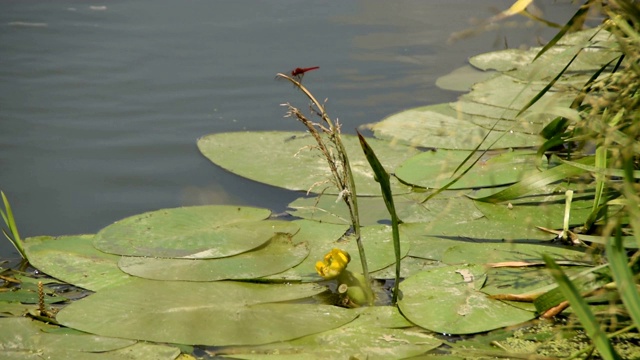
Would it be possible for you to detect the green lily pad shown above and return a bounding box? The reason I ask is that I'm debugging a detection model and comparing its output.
[441,242,589,266]
[262,220,349,282]
[226,307,441,359]
[23,234,131,291]
[435,64,495,92]
[93,205,297,258]
[401,217,554,255]
[0,317,180,360]
[482,265,594,297]
[473,196,594,230]
[56,278,355,346]
[470,29,620,82]
[118,233,309,281]
[0,302,37,316]
[197,131,417,195]
[395,149,546,189]
[371,256,443,280]
[461,74,574,111]
[338,225,411,274]
[398,264,535,334]
[287,191,483,226]
[371,105,542,150]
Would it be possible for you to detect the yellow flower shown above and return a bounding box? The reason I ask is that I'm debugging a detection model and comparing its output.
[315,248,351,279]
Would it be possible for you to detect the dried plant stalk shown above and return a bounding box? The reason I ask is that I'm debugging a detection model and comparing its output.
[277,73,373,304]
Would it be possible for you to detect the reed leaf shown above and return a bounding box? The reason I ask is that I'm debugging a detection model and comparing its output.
[543,255,622,360]
[357,131,402,304]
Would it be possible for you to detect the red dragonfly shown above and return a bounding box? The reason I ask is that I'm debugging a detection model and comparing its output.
[289,66,319,82]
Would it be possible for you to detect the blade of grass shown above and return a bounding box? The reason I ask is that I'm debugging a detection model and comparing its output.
[357,131,402,304]
[606,226,640,330]
[532,0,594,62]
[557,157,640,179]
[469,155,592,203]
[543,255,622,360]
[1,191,25,259]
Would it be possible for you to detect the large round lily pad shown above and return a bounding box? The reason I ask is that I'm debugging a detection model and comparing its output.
[118,233,309,281]
[93,205,298,259]
[23,235,131,291]
[197,131,417,195]
[398,264,535,335]
[395,149,546,189]
[56,278,355,346]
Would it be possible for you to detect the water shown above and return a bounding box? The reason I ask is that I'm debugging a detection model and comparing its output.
[0,0,580,258]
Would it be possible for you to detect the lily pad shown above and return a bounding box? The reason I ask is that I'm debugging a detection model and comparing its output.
[435,64,495,92]
[371,256,442,280]
[460,74,574,112]
[93,205,298,258]
[470,29,620,82]
[398,264,535,334]
[441,242,589,266]
[118,233,309,281]
[56,278,355,346]
[287,191,483,226]
[482,265,594,297]
[338,225,411,274]
[371,105,542,150]
[395,149,546,189]
[262,220,349,282]
[0,317,178,359]
[473,196,595,230]
[226,306,441,359]
[197,131,417,195]
[23,234,131,291]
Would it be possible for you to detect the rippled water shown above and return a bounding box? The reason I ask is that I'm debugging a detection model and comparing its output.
[0,0,579,258]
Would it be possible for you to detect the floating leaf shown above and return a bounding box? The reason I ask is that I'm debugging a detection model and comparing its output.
[340,225,411,274]
[287,191,483,226]
[93,206,297,259]
[57,278,354,346]
[371,256,442,279]
[118,233,309,281]
[441,242,589,266]
[23,234,130,291]
[371,105,542,150]
[435,65,495,92]
[262,220,349,282]
[395,149,546,189]
[399,264,535,334]
[462,74,574,111]
[472,185,621,230]
[0,317,178,359]
[226,306,441,359]
[197,131,417,195]
[469,28,618,80]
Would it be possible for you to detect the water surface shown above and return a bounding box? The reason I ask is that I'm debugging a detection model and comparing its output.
[0,0,580,257]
